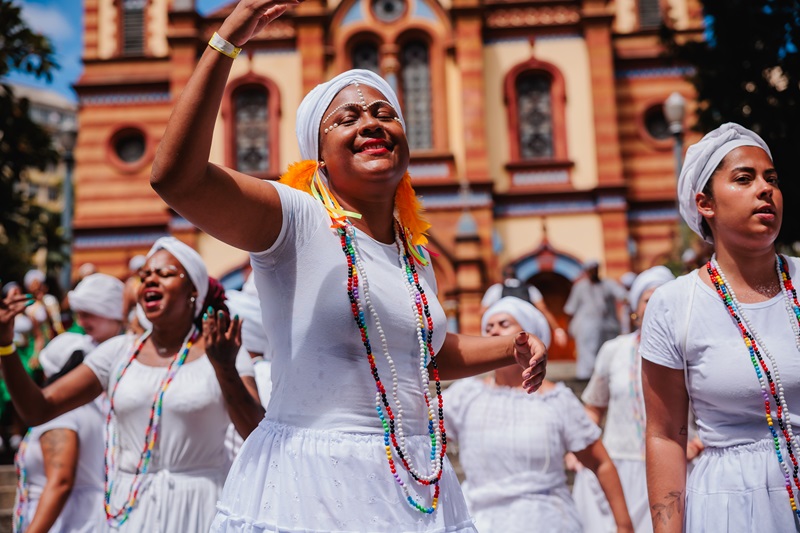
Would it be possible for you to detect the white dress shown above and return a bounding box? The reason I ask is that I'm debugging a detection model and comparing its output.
[84,334,254,532]
[445,378,601,533]
[572,333,652,533]
[640,258,800,532]
[211,183,475,532]
[15,402,105,532]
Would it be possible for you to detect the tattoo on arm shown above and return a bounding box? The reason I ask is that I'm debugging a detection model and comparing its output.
[679,426,688,436]
[652,490,683,526]
[40,429,70,469]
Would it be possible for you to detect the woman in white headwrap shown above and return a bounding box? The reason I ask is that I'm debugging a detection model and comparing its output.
[12,273,123,533]
[0,238,263,532]
[445,297,632,533]
[640,123,797,532]
[147,2,546,531]
[571,266,678,533]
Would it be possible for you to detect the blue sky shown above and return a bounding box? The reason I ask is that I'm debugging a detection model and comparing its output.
[7,0,230,102]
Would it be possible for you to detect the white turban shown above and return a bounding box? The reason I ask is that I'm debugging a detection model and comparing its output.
[678,123,772,242]
[628,265,675,310]
[68,273,125,321]
[128,255,146,272]
[146,237,208,318]
[481,296,551,349]
[24,270,45,290]
[38,332,96,379]
[295,69,406,162]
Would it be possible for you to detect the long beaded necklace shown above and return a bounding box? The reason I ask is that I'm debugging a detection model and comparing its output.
[628,333,646,453]
[103,327,197,527]
[707,254,800,519]
[13,431,32,532]
[340,222,446,514]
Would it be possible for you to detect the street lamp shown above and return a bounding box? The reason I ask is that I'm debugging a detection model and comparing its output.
[663,92,686,175]
[58,128,78,291]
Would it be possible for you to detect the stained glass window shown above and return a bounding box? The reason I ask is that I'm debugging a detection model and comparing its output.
[234,87,270,173]
[516,72,553,159]
[400,41,432,150]
[122,0,146,55]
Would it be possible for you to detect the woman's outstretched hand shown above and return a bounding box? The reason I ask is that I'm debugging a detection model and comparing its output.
[217,0,301,48]
[0,285,33,346]
[513,331,547,394]
[203,308,242,370]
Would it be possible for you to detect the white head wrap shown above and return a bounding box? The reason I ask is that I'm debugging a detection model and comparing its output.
[628,265,675,310]
[678,123,772,243]
[68,273,125,321]
[582,259,600,270]
[481,296,551,349]
[38,332,96,379]
[23,270,45,290]
[146,237,208,318]
[295,69,406,162]
[620,271,637,289]
[128,255,146,272]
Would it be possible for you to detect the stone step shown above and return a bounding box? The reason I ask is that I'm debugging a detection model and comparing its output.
[0,487,14,512]
[0,466,15,488]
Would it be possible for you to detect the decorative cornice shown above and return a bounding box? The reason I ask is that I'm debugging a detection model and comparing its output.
[486,6,580,28]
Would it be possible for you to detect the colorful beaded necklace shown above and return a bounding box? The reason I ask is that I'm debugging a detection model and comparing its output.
[13,430,32,532]
[707,254,800,519]
[340,222,446,514]
[103,327,197,527]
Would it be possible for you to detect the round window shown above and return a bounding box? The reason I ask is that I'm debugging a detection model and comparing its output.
[372,0,406,23]
[643,106,670,141]
[113,130,146,164]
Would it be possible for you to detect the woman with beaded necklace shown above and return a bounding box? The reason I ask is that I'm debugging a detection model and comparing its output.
[0,237,263,532]
[148,1,546,530]
[641,123,799,532]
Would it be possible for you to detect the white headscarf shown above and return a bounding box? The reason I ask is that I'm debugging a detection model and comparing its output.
[38,332,96,379]
[146,237,208,318]
[23,270,45,290]
[68,273,125,321]
[678,122,772,243]
[628,265,675,310]
[295,69,406,162]
[481,296,551,349]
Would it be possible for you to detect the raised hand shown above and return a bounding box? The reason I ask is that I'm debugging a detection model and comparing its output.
[217,0,301,48]
[0,285,34,346]
[513,331,547,394]
[202,308,242,370]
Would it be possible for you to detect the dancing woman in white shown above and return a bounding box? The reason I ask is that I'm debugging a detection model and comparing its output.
[13,274,123,533]
[572,266,676,533]
[0,238,262,532]
[148,1,547,530]
[445,297,633,533]
[641,123,800,532]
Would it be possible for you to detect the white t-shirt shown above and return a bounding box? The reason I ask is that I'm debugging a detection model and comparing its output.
[250,182,447,434]
[480,281,543,308]
[84,333,254,473]
[582,332,645,461]
[640,257,800,448]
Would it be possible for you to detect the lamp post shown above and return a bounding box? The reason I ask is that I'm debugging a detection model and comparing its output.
[58,128,78,291]
[663,92,688,256]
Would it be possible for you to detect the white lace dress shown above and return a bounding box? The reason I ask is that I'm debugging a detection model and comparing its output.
[84,334,254,532]
[211,183,475,532]
[445,379,601,533]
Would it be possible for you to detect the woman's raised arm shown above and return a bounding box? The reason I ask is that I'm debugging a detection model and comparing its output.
[150,0,298,252]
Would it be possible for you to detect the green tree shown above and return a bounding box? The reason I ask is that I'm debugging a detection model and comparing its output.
[663,0,800,245]
[0,0,62,285]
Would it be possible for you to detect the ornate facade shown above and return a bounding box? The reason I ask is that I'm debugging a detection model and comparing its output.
[73,0,703,351]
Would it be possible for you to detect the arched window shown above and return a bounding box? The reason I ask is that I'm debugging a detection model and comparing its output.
[400,40,432,150]
[638,0,661,29]
[515,72,553,159]
[122,0,146,56]
[233,86,270,173]
[352,42,380,73]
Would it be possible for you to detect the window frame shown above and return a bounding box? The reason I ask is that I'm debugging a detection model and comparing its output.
[117,0,148,57]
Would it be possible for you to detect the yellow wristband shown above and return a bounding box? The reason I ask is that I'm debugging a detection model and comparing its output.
[208,32,242,59]
[0,344,16,357]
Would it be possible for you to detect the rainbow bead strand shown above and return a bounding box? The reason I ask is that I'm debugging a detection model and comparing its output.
[339,222,445,514]
[13,431,31,532]
[103,327,197,527]
[707,255,800,519]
